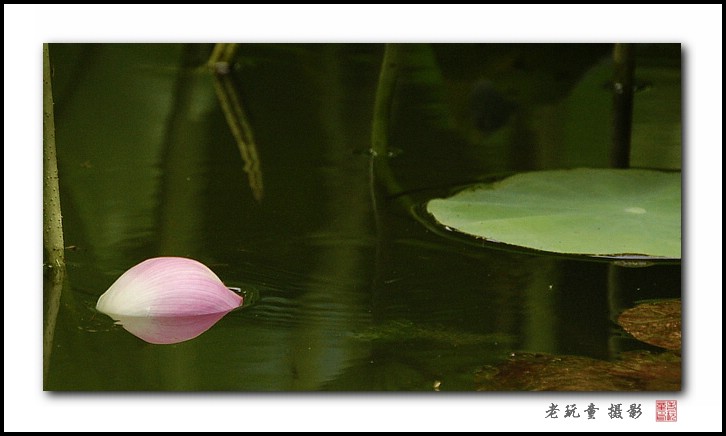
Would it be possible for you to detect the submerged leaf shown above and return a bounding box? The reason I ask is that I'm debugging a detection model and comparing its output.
[426,168,681,258]
[350,320,514,347]
[96,257,243,344]
[617,299,681,351]
[475,350,681,391]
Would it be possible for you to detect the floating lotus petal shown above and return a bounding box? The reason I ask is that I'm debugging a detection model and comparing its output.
[96,257,243,344]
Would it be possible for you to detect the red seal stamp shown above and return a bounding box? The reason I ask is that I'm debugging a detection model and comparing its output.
[655,400,677,422]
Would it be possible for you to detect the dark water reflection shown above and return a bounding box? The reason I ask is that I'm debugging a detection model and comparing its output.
[45,43,681,390]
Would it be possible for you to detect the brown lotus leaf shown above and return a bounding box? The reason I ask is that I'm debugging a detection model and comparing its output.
[475,350,680,391]
[617,299,681,351]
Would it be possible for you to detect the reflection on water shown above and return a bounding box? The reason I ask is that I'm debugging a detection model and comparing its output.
[45,43,681,391]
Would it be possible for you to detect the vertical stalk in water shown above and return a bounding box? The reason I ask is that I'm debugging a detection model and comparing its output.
[43,43,65,384]
[371,43,413,210]
[43,43,65,267]
[611,43,635,168]
[371,43,399,194]
[208,43,264,202]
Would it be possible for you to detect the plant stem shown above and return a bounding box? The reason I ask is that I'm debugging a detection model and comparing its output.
[43,43,65,268]
[371,44,400,159]
[43,43,66,384]
[611,43,635,168]
[371,44,413,210]
[208,44,264,201]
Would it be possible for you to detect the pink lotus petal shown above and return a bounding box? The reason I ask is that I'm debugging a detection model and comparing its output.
[96,257,243,344]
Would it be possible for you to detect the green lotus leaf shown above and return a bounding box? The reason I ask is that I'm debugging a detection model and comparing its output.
[426,169,681,259]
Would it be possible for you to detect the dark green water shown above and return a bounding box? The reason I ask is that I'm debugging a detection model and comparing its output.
[44,43,681,391]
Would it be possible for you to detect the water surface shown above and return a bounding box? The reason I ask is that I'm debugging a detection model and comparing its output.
[44,43,681,391]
